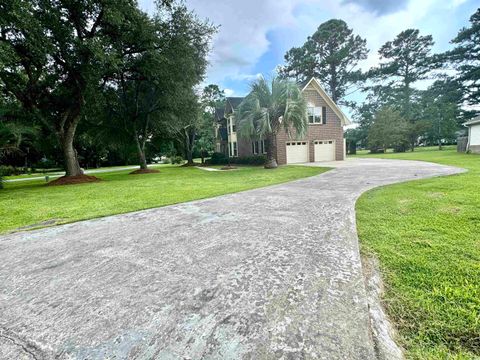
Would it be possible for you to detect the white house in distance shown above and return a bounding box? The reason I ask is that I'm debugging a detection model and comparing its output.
[465,116,480,154]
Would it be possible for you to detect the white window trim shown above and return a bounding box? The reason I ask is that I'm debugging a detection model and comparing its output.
[307,105,325,124]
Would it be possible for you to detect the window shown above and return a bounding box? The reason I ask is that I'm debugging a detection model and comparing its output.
[233,141,238,157]
[227,119,231,134]
[252,141,258,154]
[308,105,326,124]
[252,140,266,154]
[232,119,236,133]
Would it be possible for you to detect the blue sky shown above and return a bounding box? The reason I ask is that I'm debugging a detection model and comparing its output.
[139,0,478,116]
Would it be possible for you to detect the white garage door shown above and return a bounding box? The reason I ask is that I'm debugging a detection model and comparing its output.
[314,140,335,162]
[286,141,309,164]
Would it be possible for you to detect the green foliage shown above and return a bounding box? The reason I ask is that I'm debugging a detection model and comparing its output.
[101,4,216,169]
[232,155,267,166]
[360,29,443,151]
[0,165,328,233]
[355,149,480,359]
[367,107,410,152]
[446,8,480,106]
[236,76,307,166]
[206,152,229,165]
[280,19,368,102]
[0,0,171,175]
[169,155,184,164]
[367,29,438,126]
[420,78,462,147]
[344,128,363,154]
[0,165,24,176]
[206,153,266,166]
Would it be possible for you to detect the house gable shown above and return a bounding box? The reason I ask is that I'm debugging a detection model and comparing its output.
[301,78,351,126]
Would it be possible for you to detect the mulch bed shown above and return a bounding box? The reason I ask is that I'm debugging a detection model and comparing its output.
[48,175,101,186]
[129,168,160,175]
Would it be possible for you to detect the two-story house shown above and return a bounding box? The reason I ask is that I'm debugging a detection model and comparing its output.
[214,77,350,164]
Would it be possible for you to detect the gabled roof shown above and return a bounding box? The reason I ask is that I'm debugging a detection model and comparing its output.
[214,107,225,122]
[464,116,480,127]
[301,77,351,126]
[226,97,244,110]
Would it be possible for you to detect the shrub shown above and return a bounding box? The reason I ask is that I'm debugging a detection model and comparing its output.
[206,153,267,166]
[0,175,3,189]
[207,152,229,165]
[0,165,23,176]
[233,155,267,165]
[170,156,184,164]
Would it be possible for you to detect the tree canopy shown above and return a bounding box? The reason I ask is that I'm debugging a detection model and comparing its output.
[279,19,368,103]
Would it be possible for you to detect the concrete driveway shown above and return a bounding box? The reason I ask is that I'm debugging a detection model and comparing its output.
[0,158,462,360]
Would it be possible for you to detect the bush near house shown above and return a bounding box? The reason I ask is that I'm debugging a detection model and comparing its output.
[206,152,267,166]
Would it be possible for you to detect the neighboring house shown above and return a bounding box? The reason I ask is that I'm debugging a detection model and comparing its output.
[465,116,480,154]
[214,77,351,164]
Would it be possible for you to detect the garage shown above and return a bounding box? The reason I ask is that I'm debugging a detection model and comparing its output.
[314,140,335,162]
[286,141,309,164]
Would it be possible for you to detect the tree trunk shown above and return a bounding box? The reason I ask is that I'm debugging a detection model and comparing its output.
[134,134,148,170]
[58,122,82,177]
[264,132,278,169]
[438,139,442,150]
[184,128,195,165]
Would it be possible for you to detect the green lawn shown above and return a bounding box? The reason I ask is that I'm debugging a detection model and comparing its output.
[353,148,480,359]
[0,164,328,234]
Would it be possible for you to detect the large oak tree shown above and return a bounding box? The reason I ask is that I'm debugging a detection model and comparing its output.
[0,0,170,177]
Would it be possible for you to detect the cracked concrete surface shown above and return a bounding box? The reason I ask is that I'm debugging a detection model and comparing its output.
[0,158,463,359]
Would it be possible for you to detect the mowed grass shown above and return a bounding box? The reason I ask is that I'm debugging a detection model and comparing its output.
[0,164,328,234]
[353,148,480,359]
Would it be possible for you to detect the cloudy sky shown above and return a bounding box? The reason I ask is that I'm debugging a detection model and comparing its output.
[139,0,477,111]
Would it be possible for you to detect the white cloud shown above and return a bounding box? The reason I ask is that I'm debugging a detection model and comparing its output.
[184,0,308,85]
[224,88,235,97]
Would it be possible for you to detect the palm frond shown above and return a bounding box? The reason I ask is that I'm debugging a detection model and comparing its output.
[236,75,307,139]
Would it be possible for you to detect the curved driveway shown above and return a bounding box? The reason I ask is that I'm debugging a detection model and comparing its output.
[0,159,462,360]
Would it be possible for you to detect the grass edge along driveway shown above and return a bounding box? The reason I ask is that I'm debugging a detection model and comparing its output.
[0,165,328,234]
[354,148,479,360]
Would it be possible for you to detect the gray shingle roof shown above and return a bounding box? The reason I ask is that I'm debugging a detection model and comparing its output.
[227,97,244,110]
[214,107,225,121]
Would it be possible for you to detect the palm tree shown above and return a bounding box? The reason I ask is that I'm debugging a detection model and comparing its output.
[236,76,307,168]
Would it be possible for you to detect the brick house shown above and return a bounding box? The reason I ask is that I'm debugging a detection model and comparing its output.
[214,77,351,164]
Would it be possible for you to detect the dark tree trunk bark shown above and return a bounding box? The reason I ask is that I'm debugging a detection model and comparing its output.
[264,132,278,169]
[58,120,82,177]
[134,133,148,170]
[184,128,195,165]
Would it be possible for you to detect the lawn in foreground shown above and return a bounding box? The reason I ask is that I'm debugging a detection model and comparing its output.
[353,148,479,359]
[0,165,328,234]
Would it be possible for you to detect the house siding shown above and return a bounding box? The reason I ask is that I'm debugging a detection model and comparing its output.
[275,86,345,165]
